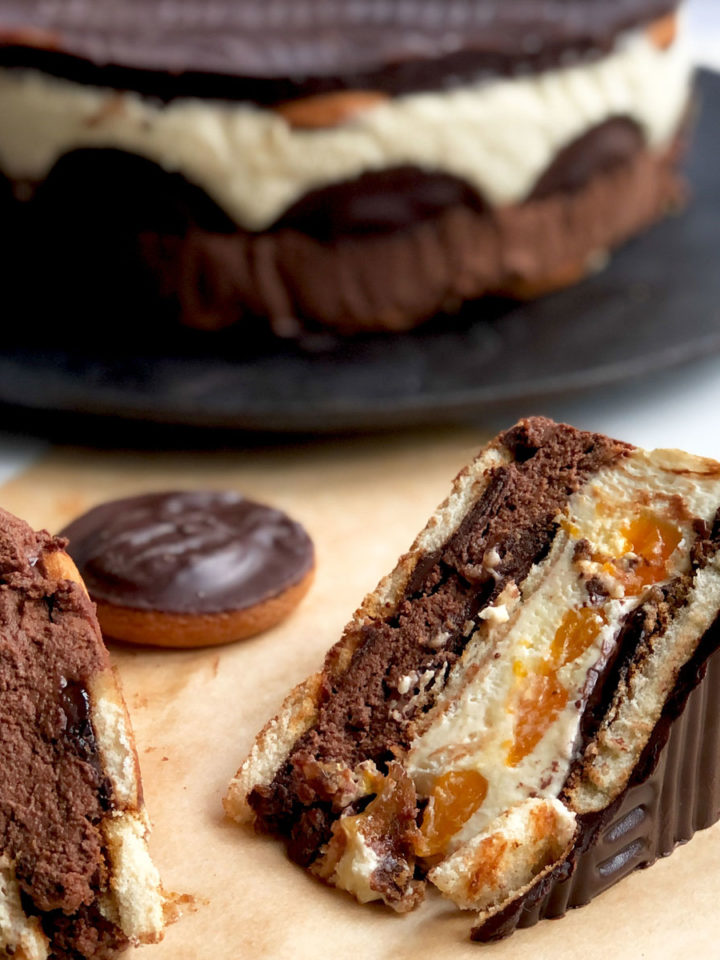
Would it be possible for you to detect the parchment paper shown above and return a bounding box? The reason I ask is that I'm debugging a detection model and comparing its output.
[2,428,718,960]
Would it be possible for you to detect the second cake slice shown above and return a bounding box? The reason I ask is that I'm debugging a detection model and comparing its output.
[0,507,171,959]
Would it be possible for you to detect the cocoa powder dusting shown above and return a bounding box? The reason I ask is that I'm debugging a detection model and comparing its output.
[0,508,126,959]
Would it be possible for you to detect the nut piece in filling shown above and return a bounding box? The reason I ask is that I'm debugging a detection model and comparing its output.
[226,417,720,940]
[0,506,172,959]
[60,490,315,648]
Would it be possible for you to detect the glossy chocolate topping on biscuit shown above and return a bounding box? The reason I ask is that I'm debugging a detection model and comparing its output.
[0,0,677,102]
[61,490,314,615]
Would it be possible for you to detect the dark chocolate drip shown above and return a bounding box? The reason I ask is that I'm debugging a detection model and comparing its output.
[248,419,631,864]
[61,490,314,614]
[0,0,677,103]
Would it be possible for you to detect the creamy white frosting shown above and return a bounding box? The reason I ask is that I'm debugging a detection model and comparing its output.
[330,821,381,904]
[0,23,691,230]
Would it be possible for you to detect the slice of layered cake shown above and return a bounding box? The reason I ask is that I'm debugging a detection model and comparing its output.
[226,417,720,939]
[0,508,171,958]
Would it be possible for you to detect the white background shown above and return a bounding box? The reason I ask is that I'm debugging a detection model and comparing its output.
[688,0,720,66]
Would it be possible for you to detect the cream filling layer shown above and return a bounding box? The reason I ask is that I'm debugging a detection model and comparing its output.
[0,856,48,960]
[407,535,635,852]
[406,446,720,857]
[328,823,381,905]
[0,22,691,231]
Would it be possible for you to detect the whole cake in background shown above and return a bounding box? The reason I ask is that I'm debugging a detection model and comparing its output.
[0,1,691,339]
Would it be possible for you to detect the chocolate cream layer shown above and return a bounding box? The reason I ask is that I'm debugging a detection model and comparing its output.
[245,418,720,923]
[0,12,690,231]
[0,510,127,959]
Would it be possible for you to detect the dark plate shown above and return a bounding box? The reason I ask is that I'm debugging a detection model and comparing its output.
[1,70,719,435]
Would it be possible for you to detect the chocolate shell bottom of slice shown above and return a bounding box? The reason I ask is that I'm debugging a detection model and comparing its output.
[473,616,720,940]
[226,418,720,939]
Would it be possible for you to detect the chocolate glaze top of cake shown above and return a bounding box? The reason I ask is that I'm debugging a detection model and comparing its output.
[61,490,315,615]
[0,0,677,102]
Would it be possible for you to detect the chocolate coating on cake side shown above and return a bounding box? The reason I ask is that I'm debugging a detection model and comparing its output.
[475,610,720,940]
[0,508,127,959]
[61,490,315,615]
[0,0,677,103]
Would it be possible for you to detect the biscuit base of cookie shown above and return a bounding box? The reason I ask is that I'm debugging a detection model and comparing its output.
[96,567,315,648]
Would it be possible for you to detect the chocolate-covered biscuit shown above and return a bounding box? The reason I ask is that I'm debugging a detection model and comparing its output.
[61,491,315,647]
[0,0,677,101]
